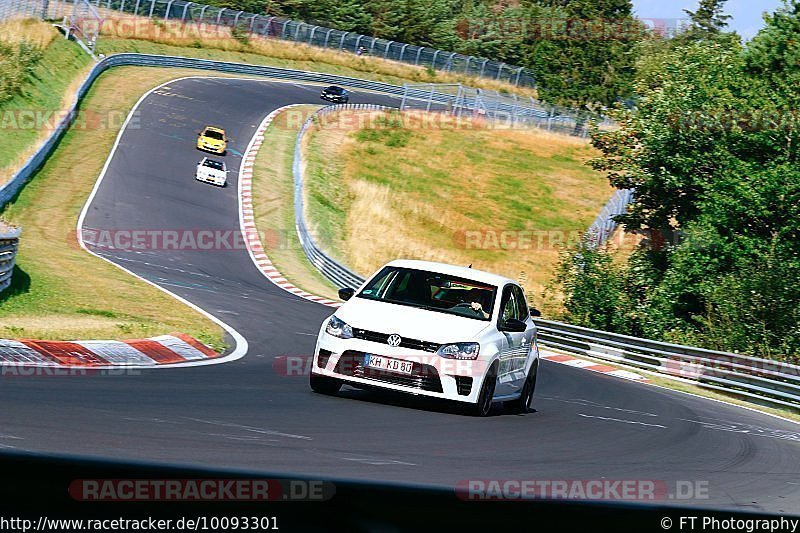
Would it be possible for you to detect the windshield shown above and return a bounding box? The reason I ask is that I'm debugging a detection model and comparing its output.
[326,86,344,94]
[202,159,224,170]
[357,266,496,321]
[203,129,224,140]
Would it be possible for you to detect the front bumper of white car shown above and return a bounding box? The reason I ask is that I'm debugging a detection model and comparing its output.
[195,172,226,186]
[313,332,490,403]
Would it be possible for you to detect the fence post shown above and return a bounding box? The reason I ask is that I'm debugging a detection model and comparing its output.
[464,56,470,74]
[431,49,439,68]
[479,58,488,76]
[368,37,376,54]
[147,0,155,18]
[308,25,318,44]
[398,43,408,61]
[496,62,504,80]
[215,7,224,24]
[515,66,523,86]
[383,40,393,58]
[280,19,289,38]
[233,10,242,26]
[338,30,346,49]
[163,0,173,20]
[415,46,423,65]
[179,0,190,20]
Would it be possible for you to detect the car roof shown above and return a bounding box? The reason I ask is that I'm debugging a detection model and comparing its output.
[383,259,516,288]
[203,126,225,133]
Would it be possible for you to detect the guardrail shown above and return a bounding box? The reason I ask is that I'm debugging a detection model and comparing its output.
[534,319,800,409]
[0,225,21,292]
[289,107,799,410]
[0,51,498,208]
[292,104,377,290]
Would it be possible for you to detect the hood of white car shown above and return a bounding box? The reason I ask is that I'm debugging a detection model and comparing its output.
[335,297,492,343]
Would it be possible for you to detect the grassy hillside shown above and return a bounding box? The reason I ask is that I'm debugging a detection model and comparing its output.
[303,110,612,304]
[0,19,94,184]
[0,66,230,347]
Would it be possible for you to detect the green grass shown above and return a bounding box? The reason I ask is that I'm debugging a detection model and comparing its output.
[1,29,93,183]
[0,65,229,348]
[250,106,340,301]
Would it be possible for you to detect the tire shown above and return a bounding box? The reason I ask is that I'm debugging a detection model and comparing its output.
[506,359,538,414]
[309,372,341,395]
[466,362,498,417]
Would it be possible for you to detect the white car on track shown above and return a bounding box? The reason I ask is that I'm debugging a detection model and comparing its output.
[195,157,228,186]
[310,259,541,416]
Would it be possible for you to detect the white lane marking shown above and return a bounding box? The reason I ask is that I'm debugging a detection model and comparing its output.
[540,396,659,417]
[294,332,318,337]
[677,419,800,442]
[76,77,249,370]
[184,417,312,441]
[578,413,667,429]
[338,455,417,466]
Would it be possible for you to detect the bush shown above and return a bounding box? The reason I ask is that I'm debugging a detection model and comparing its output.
[0,40,43,104]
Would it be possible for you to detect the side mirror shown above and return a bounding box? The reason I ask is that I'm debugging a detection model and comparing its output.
[338,287,355,301]
[500,318,527,333]
[529,307,542,317]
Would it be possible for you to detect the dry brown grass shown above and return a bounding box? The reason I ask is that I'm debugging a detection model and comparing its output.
[0,18,58,47]
[303,110,613,304]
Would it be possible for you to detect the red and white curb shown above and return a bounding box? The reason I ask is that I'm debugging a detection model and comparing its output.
[541,350,649,382]
[0,333,221,368]
[238,105,341,307]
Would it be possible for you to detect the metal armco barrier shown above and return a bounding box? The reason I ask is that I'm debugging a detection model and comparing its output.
[0,52,480,209]
[292,104,376,291]
[534,319,800,409]
[0,224,21,292]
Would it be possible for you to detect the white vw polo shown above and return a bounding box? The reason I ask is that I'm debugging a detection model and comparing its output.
[310,260,541,416]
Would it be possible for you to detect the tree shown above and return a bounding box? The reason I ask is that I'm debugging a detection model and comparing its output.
[683,0,732,36]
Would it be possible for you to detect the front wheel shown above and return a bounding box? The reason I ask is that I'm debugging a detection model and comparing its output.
[505,359,538,414]
[310,372,341,395]
[466,363,497,417]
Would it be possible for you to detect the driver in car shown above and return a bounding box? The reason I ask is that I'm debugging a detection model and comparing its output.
[465,288,490,319]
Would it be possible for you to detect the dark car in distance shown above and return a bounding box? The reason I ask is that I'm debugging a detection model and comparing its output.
[320,85,350,104]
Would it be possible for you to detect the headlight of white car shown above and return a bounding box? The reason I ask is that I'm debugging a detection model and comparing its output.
[325,315,353,339]
[436,342,480,360]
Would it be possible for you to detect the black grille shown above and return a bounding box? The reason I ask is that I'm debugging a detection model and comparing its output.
[335,351,443,393]
[454,376,473,396]
[317,349,332,368]
[351,328,440,353]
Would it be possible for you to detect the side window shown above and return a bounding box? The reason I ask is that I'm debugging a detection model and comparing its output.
[499,286,518,323]
[512,285,529,320]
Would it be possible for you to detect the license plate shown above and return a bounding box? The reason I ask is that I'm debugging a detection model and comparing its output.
[363,354,414,375]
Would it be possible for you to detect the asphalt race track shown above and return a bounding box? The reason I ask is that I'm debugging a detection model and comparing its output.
[1,77,799,513]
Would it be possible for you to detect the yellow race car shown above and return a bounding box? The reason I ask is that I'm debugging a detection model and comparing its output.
[196,126,227,155]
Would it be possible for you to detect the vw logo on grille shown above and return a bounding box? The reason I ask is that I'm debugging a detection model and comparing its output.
[387,334,402,347]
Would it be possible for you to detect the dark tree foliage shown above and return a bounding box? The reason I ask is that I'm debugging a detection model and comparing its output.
[197,0,645,108]
[555,1,800,361]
